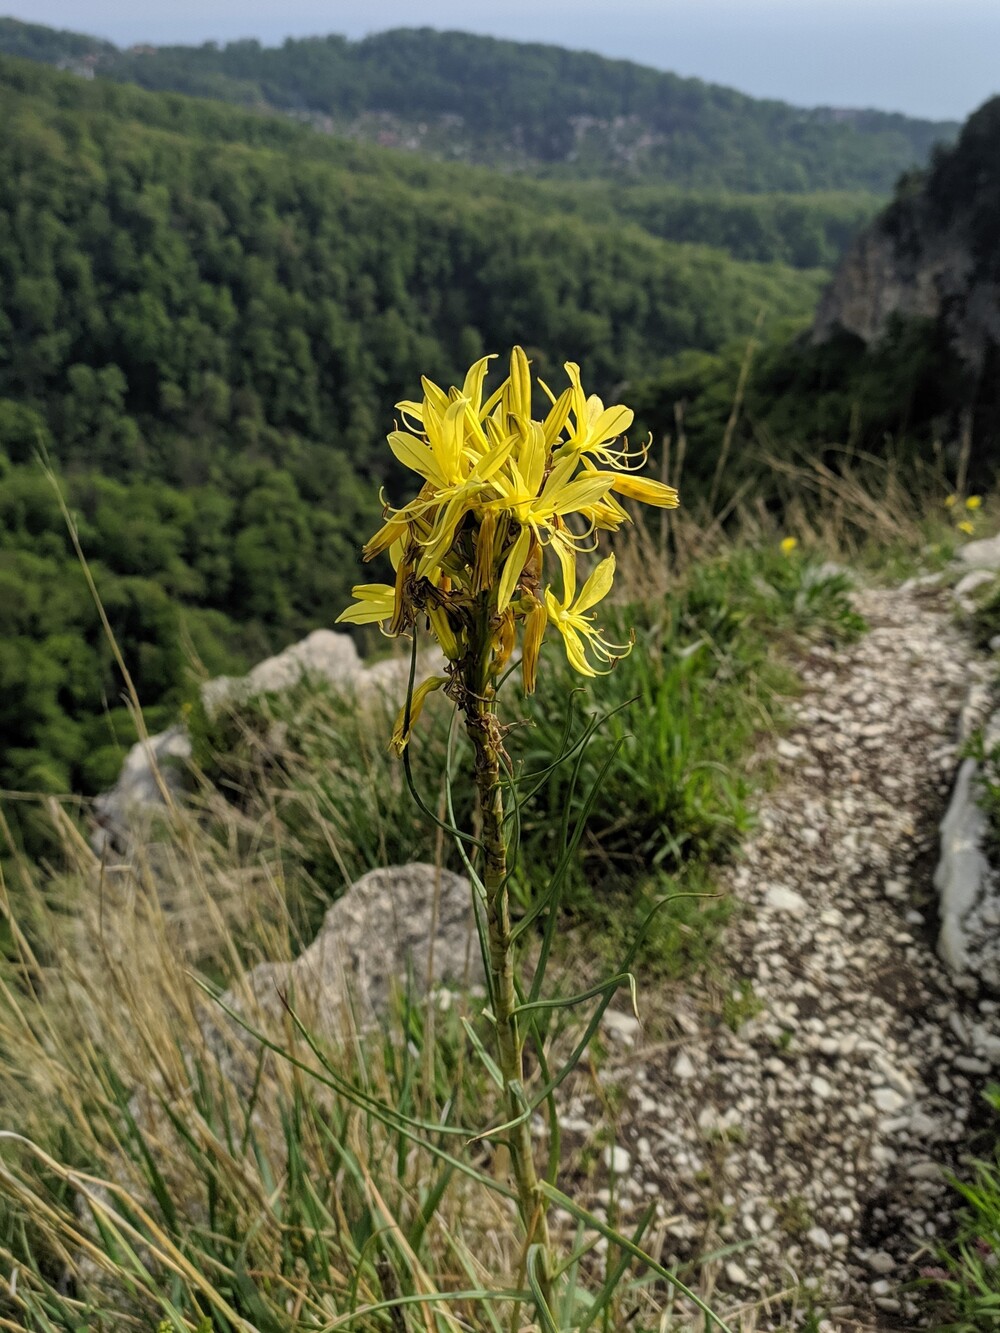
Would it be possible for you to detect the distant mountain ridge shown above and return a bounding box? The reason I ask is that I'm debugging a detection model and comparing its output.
[0,16,957,193]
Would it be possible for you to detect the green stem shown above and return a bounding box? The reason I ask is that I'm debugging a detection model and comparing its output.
[463,617,553,1310]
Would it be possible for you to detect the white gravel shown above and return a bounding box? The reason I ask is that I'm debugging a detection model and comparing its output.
[572,580,998,1328]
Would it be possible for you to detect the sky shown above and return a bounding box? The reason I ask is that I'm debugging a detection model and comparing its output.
[11,1,1000,122]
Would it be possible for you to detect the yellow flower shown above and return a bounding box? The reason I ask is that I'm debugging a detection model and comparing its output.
[341,347,682,735]
[958,519,976,536]
[780,536,798,555]
[966,495,983,510]
[944,494,957,509]
[544,551,630,677]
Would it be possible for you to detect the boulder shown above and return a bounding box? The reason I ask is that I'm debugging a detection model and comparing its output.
[92,726,192,855]
[91,630,443,853]
[935,707,1000,988]
[219,864,482,1037]
[959,535,1000,571]
[201,628,362,715]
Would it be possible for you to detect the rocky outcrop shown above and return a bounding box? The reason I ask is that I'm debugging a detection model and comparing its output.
[811,222,971,347]
[812,95,1000,377]
[219,864,481,1038]
[93,630,440,853]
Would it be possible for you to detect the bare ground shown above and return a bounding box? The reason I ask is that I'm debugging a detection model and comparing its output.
[563,581,998,1331]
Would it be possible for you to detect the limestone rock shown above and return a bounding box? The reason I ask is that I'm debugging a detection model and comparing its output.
[92,726,192,855]
[201,629,362,715]
[959,535,1000,571]
[222,864,481,1035]
[91,629,443,853]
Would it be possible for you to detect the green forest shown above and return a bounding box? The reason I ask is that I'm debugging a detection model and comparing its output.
[0,25,982,845]
[0,17,956,191]
[0,51,828,813]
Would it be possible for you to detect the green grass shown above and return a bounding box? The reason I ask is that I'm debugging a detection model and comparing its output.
[188,543,864,974]
[0,539,868,1329]
[921,1087,1000,1331]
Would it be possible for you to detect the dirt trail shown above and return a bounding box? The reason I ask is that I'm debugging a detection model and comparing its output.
[571,581,998,1330]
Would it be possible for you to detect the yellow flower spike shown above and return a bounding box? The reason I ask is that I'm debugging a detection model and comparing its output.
[390,675,448,756]
[967,495,983,510]
[958,519,976,535]
[780,536,798,555]
[944,494,957,509]
[342,349,684,733]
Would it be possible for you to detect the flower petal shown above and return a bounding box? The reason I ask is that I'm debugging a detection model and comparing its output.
[497,526,531,613]
[610,474,680,508]
[574,553,617,614]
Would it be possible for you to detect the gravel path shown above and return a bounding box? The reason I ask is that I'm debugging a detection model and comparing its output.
[569,581,1000,1330]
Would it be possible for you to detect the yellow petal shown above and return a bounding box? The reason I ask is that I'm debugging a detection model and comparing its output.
[588,403,634,445]
[521,598,547,695]
[387,430,445,487]
[473,507,498,593]
[549,471,617,516]
[574,554,616,614]
[560,624,598,677]
[497,526,531,613]
[335,583,396,625]
[427,606,461,659]
[551,534,577,607]
[610,474,680,508]
[508,346,532,419]
[461,354,496,415]
[363,516,409,562]
[540,387,573,446]
[421,376,450,413]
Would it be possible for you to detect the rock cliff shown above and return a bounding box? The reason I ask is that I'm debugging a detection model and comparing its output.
[813,96,1000,378]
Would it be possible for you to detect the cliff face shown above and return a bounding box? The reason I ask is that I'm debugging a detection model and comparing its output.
[812,96,1000,376]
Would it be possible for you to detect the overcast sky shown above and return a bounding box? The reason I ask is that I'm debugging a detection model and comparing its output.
[11,1,999,121]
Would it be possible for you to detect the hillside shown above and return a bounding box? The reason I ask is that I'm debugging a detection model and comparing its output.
[628,95,1000,504]
[0,53,824,820]
[0,17,957,192]
[814,96,1000,377]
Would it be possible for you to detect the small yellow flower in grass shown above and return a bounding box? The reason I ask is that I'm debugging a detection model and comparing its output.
[958,519,976,536]
[944,494,957,509]
[780,536,798,555]
[966,495,983,510]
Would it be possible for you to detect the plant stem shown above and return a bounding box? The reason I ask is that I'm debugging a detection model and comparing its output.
[464,668,553,1308]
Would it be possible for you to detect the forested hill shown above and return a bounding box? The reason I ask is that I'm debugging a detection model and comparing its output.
[0,52,824,820]
[0,17,957,192]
